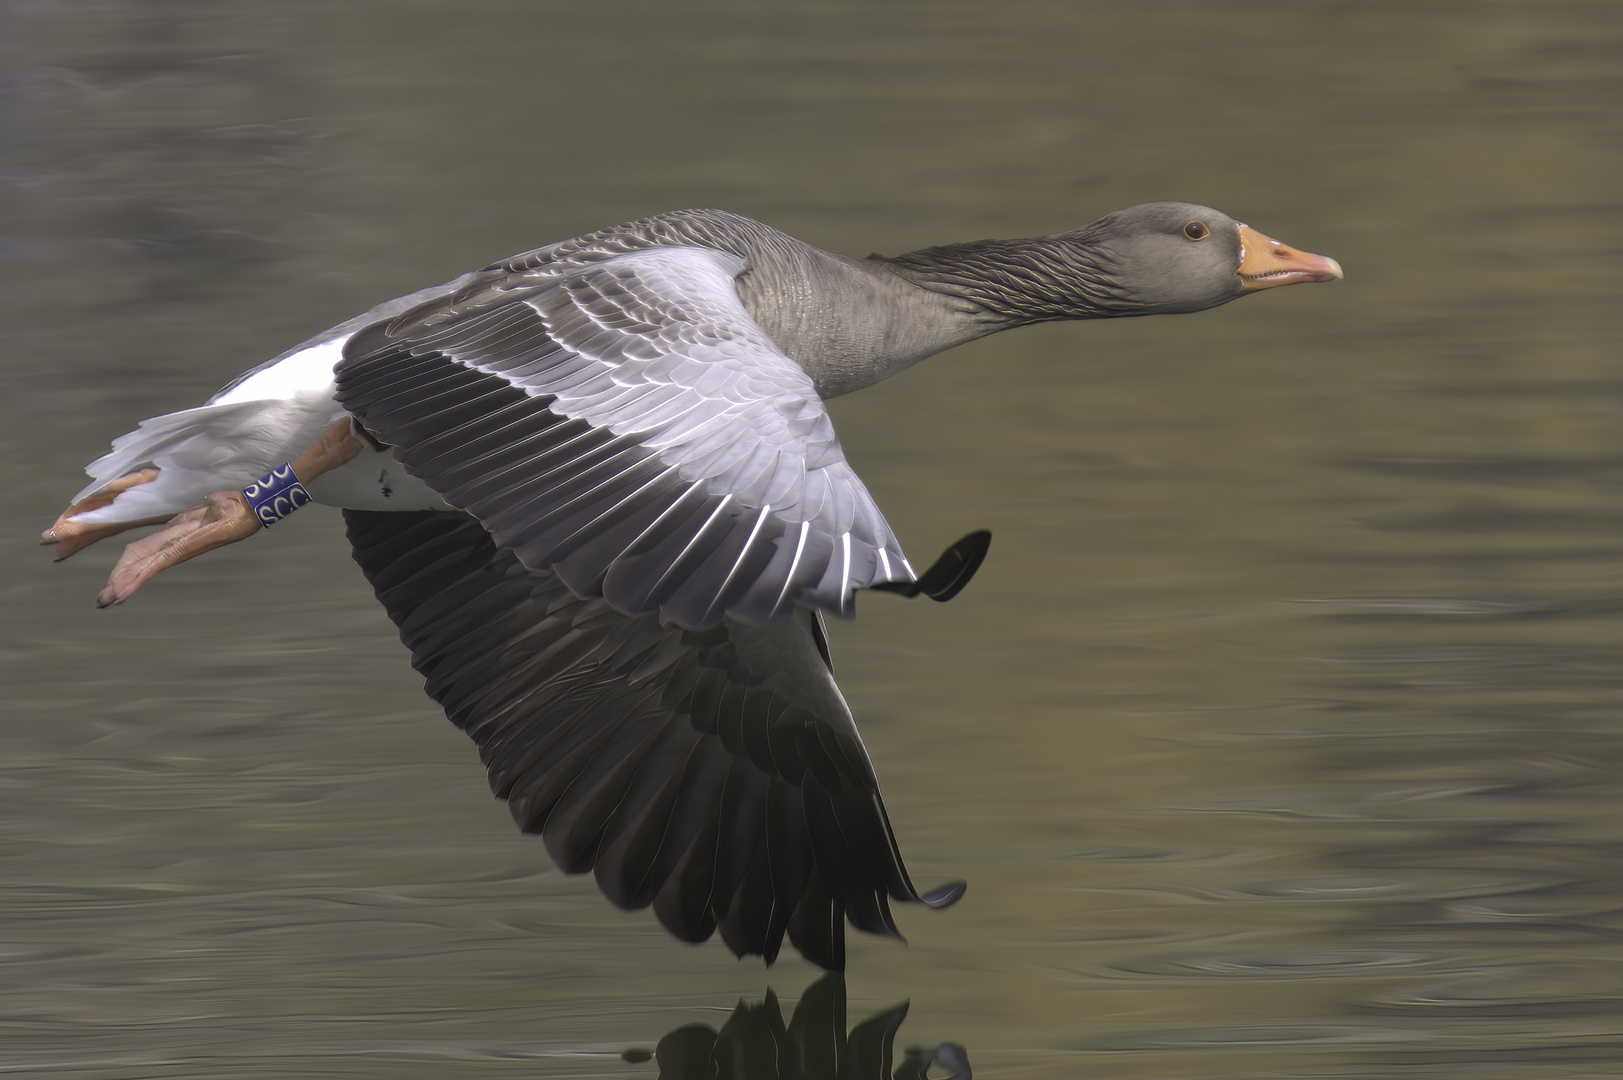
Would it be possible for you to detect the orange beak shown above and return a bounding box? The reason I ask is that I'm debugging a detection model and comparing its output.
[1237,224,1343,290]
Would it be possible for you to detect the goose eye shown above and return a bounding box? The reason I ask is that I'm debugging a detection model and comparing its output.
[1183,221,1210,241]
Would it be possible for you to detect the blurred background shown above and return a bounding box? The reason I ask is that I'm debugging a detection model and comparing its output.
[3,1,1621,1076]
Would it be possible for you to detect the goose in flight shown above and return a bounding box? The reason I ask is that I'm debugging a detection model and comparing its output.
[44,203,1340,970]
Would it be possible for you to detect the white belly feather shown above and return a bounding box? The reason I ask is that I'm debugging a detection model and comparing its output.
[304,445,445,511]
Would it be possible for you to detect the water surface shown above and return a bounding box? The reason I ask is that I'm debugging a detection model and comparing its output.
[3,2,1621,1076]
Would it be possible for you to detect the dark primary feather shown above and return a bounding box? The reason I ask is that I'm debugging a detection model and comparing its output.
[344,509,961,970]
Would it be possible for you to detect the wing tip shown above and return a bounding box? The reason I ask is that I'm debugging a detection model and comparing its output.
[870,531,991,603]
[919,879,968,909]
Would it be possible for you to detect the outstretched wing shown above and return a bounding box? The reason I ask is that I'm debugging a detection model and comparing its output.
[344,509,962,970]
[336,247,914,630]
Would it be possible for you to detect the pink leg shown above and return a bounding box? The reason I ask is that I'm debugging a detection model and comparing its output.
[87,418,368,607]
[41,469,171,561]
[96,491,262,607]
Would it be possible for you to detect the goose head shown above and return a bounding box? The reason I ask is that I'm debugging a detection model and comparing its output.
[882,201,1341,326]
[1058,201,1343,316]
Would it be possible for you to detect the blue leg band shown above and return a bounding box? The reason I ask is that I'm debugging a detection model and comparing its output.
[243,463,311,527]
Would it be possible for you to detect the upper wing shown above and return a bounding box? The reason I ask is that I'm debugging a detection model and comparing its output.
[336,247,914,630]
[344,509,962,970]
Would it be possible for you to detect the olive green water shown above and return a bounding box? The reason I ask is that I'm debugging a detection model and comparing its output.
[4,2,1621,1076]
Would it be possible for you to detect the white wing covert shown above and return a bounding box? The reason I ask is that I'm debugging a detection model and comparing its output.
[336,247,914,630]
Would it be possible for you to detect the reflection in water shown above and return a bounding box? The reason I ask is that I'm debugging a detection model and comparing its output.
[641,974,969,1080]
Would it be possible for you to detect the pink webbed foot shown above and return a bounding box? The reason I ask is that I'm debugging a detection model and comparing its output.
[96,490,262,608]
[56,417,367,607]
[41,469,170,561]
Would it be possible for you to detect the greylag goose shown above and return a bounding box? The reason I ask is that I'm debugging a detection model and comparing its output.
[44,203,1340,970]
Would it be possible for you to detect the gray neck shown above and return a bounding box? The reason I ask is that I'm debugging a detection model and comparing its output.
[736,244,1000,399]
[737,232,1135,399]
[877,237,1131,324]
